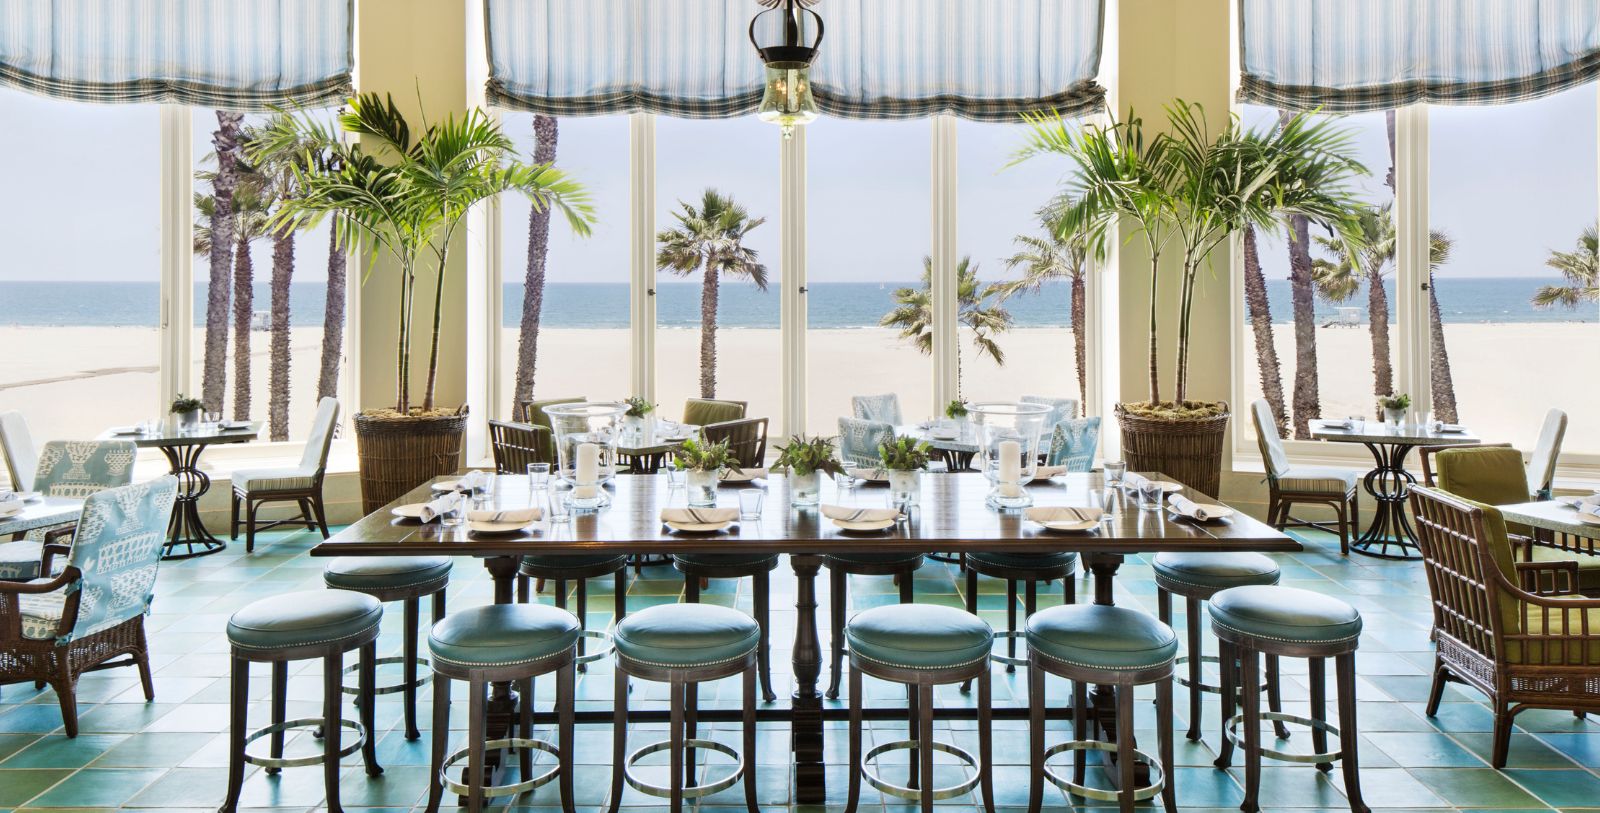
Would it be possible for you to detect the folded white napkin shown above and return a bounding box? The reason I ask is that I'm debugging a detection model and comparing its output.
[1024,506,1104,524]
[0,492,23,518]
[456,470,487,492]
[220,420,252,430]
[1579,502,1600,518]
[1320,419,1355,430]
[1168,494,1221,520]
[1121,472,1150,490]
[820,505,901,524]
[1033,465,1068,479]
[468,507,541,524]
[420,492,461,523]
[661,507,738,525]
[110,425,143,435]
[721,467,766,480]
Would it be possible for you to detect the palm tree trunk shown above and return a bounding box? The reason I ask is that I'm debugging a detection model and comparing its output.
[1243,226,1288,437]
[202,112,243,413]
[1368,270,1394,409]
[1070,271,1086,415]
[1427,273,1458,423]
[231,233,254,422]
[1146,253,1161,405]
[315,223,346,401]
[1286,214,1321,439]
[699,265,719,399]
[421,248,448,412]
[268,230,294,441]
[513,114,558,417]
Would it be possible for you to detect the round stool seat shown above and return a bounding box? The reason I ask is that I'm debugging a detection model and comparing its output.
[967,551,1079,571]
[428,604,581,669]
[614,604,760,668]
[1210,585,1361,646]
[673,553,780,571]
[518,553,629,575]
[227,591,383,652]
[845,604,992,670]
[824,552,924,567]
[1026,605,1178,670]
[323,556,452,593]
[1151,552,1279,597]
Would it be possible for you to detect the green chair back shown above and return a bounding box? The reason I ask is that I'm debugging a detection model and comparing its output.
[1434,446,1530,507]
[488,419,552,470]
[1411,486,1525,652]
[683,399,746,427]
[35,441,137,498]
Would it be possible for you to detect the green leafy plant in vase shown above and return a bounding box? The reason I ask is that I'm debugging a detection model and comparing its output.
[674,436,741,506]
[878,436,932,506]
[623,396,654,436]
[773,435,846,506]
[169,395,204,432]
[1378,393,1411,425]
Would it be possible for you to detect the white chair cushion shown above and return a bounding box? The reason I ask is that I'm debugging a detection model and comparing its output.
[232,467,317,493]
[0,540,44,580]
[1276,466,1357,494]
[18,588,66,640]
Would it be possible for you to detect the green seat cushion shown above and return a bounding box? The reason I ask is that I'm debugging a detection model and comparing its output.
[429,604,581,669]
[1151,552,1280,596]
[324,556,452,592]
[519,554,629,577]
[1026,605,1178,670]
[1512,600,1600,664]
[231,466,317,493]
[682,399,746,427]
[1209,585,1362,646]
[614,604,760,668]
[1276,465,1357,494]
[1529,545,1600,592]
[825,552,925,568]
[227,590,383,652]
[673,553,780,572]
[967,551,1079,573]
[1434,447,1530,506]
[845,604,993,670]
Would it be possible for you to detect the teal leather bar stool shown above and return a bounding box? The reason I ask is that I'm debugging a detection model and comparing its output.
[1210,585,1368,813]
[673,553,779,701]
[963,552,1077,677]
[1151,551,1286,742]
[423,603,582,813]
[824,551,925,699]
[1025,604,1178,813]
[221,591,384,813]
[324,556,452,740]
[606,603,760,813]
[517,553,629,670]
[843,604,996,813]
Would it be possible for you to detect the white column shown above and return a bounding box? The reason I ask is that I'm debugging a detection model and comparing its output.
[780,126,808,437]
[1393,104,1431,413]
[630,113,657,402]
[929,115,960,412]
[158,104,192,412]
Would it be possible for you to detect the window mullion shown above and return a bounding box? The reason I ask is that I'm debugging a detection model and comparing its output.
[630,113,657,402]
[158,104,192,415]
[930,114,959,413]
[1393,104,1431,413]
[780,125,807,437]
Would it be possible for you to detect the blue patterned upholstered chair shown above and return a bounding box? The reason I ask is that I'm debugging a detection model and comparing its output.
[1251,399,1359,554]
[850,393,902,425]
[1046,416,1101,471]
[1020,395,1079,432]
[837,417,894,467]
[230,397,340,552]
[0,440,137,581]
[0,475,178,736]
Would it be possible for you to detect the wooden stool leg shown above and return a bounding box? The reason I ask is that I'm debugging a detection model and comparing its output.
[906,683,920,790]
[558,664,577,813]
[404,597,422,740]
[323,650,345,813]
[466,678,486,813]
[1005,580,1019,667]
[1336,653,1370,813]
[918,682,936,813]
[425,673,449,813]
[359,642,382,776]
[268,661,288,774]
[520,677,534,782]
[606,667,627,813]
[827,568,847,700]
[962,567,979,693]
[1071,679,1088,787]
[1019,580,1038,676]
[1309,656,1331,772]
[220,656,249,813]
[1157,676,1177,813]
[1115,682,1136,813]
[845,666,864,813]
[576,579,590,672]
[669,679,685,813]
[1267,654,1291,739]
[684,681,699,790]
[1240,649,1263,813]
[742,664,759,813]
[614,569,628,621]
[1027,663,1046,813]
[977,671,996,813]
[1185,596,1204,741]
[754,571,777,702]
[1213,639,1237,769]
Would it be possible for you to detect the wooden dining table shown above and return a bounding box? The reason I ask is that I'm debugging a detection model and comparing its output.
[311,470,1297,803]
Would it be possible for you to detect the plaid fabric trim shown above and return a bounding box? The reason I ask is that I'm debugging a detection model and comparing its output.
[0,66,351,111]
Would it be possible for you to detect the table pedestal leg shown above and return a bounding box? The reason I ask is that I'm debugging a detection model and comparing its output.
[461,556,522,804]
[159,444,227,560]
[790,553,826,804]
[1350,442,1422,560]
[1082,552,1151,789]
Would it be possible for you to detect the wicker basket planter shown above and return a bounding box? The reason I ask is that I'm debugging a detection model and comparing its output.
[354,411,467,513]
[1115,403,1231,498]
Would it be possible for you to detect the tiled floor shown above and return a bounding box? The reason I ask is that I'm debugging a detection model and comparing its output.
[1,523,1597,812]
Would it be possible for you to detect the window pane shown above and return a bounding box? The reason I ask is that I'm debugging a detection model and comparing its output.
[807,120,932,432]
[656,117,783,436]
[0,91,160,446]
[1429,87,1599,453]
[499,114,631,420]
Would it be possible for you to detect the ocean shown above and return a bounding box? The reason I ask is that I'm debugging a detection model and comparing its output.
[0,278,1590,329]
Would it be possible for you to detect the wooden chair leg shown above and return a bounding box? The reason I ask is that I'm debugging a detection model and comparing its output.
[230,492,240,540]
[1336,653,1370,813]
[1309,656,1331,772]
[268,661,288,773]
[1213,639,1237,769]
[606,667,627,813]
[323,650,346,813]
[1184,596,1204,741]
[245,499,259,553]
[311,493,331,537]
[1027,662,1046,813]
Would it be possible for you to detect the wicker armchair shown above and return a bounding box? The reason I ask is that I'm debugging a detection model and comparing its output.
[701,417,768,468]
[488,419,552,472]
[1,476,178,737]
[1410,485,1600,767]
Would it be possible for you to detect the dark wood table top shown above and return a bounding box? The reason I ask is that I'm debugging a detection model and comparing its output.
[311,471,1300,558]
[96,422,262,449]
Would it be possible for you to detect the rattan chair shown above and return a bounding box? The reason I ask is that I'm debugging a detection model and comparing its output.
[700,417,768,468]
[488,419,552,472]
[231,397,340,552]
[1410,486,1600,767]
[1250,400,1358,554]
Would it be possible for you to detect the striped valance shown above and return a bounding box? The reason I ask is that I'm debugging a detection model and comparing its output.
[0,0,352,110]
[1240,0,1600,113]
[485,0,1107,122]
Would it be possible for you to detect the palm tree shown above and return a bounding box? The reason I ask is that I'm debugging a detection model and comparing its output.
[1314,203,1396,406]
[201,112,244,414]
[512,114,559,416]
[992,208,1088,412]
[1426,231,1458,423]
[881,256,1012,397]
[656,189,768,399]
[1243,224,1289,437]
[1533,223,1599,309]
[193,178,270,422]
[1280,111,1323,439]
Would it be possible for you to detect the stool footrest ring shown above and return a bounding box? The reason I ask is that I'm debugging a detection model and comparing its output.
[341,655,431,696]
[990,630,1028,668]
[1040,740,1166,803]
[861,739,982,802]
[242,717,364,770]
[1224,712,1342,764]
[439,737,562,798]
[624,738,744,800]
[573,629,615,666]
[1173,653,1269,696]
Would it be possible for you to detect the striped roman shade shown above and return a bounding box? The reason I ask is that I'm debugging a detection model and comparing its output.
[0,0,353,110]
[1240,0,1600,113]
[484,0,1107,121]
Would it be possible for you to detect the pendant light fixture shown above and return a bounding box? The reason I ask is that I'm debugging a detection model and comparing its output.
[750,0,824,138]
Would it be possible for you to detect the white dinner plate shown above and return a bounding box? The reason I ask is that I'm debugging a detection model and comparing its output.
[469,519,531,535]
[1036,519,1099,533]
[832,517,898,532]
[391,503,429,520]
[664,520,732,534]
[1168,499,1235,521]
[430,480,465,493]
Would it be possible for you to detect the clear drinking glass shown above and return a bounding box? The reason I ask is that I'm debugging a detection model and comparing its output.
[473,472,495,500]
[1139,480,1164,512]
[834,471,857,493]
[527,463,550,492]
[665,463,686,490]
[204,411,221,431]
[547,481,573,523]
[439,497,465,527]
[738,489,765,521]
[1104,460,1127,488]
[1093,487,1117,521]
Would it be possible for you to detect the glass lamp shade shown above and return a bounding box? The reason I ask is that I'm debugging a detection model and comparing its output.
[544,401,627,509]
[757,63,819,138]
[968,401,1052,509]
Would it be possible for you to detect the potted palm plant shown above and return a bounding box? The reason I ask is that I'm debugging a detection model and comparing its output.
[1015,101,1367,496]
[674,436,740,507]
[772,435,846,506]
[269,93,594,511]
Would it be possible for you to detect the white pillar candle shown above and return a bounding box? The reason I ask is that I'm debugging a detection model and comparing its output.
[997,439,1022,497]
[574,442,601,499]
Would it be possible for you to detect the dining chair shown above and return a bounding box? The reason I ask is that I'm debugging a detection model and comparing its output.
[1045,416,1101,471]
[837,417,894,467]
[0,411,37,493]
[700,417,769,468]
[850,393,901,425]
[519,396,585,461]
[1527,408,1567,500]
[682,398,746,428]
[487,419,552,472]
[0,440,138,581]
[1250,399,1359,554]
[0,475,178,736]
[1410,485,1600,766]
[1020,395,1079,431]
[230,397,339,553]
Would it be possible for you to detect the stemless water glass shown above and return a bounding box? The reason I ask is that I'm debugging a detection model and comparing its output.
[204,411,222,431]
[439,496,465,527]
[527,463,550,492]
[547,481,573,523]
[1139,479,1164,512]
[738,489,765,521]
[835,471,857,493]
[1104,460,1127,488]
[1093,487,1118,522]
[665,463,686,490]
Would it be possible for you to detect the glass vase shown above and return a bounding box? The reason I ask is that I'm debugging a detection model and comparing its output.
[546,401,626,509]
[686,469,720,507]
[887,470,920,507]
[790,470,821,506]
[969,401,1051,509]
